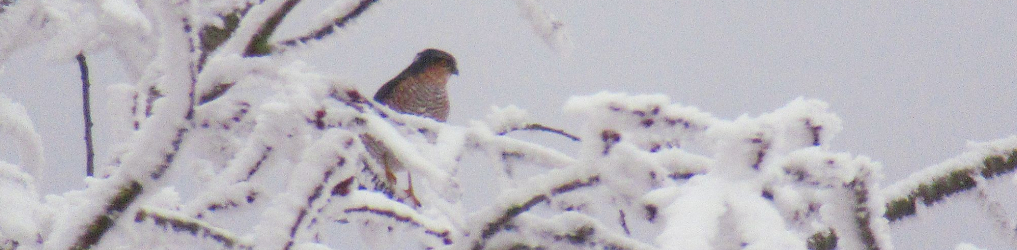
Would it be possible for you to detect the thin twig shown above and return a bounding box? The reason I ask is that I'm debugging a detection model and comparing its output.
[497,123,581,142]
[72,18,202,249]
[76,52,94,177]
[135,206,252,249]
[473,174,601,249]
[276,0,379,49]
[343,205,452,244]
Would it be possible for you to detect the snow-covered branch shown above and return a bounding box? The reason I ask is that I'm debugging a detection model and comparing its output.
[135,206,252,249]
[276,0,379,51]
[1,1,1014,249]
[883,137,1017,221]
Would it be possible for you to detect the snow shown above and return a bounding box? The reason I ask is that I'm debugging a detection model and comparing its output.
[955,242,987,250]
[0,161,42,249]
[0,95,45,179]
[655,176,726,249]
[1,0,1013,248]
[0,0,46,64]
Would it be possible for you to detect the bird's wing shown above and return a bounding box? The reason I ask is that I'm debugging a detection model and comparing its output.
[374,60,428,103]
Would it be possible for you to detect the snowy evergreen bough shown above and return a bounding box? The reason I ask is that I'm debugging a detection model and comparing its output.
[0,0,1015,249]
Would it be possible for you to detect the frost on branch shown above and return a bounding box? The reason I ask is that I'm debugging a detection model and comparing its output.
[3,0,1017,249]
[884,137,1017,221]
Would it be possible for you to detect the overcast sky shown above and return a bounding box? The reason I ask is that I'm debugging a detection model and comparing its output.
[2,1,1016,249]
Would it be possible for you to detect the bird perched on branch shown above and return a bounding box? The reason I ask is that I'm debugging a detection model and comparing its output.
[363,48,458,206]
[374,48,458,121]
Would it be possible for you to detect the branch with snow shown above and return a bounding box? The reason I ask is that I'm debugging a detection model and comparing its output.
[3,1,1017,249]
[883,137,1017,222]
[276,0,378,51]
[134,206,252,249]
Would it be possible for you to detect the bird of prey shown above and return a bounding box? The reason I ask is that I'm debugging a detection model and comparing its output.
[363,48,458,206]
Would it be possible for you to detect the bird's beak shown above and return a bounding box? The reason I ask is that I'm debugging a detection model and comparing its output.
[451,68,459,75]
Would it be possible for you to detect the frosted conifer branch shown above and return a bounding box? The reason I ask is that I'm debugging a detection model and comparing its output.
[199,7,250,69]
[472,174,601,249]
[883,139,1017,221]
[846,178,884,250]
[276,0,379,51]
[4,1,1016,248]
[244,0,301,56]
[134,206,252,250]
[807,229,837,250]
[71,181,143,250]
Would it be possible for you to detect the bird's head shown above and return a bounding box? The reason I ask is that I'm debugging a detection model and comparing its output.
[416,48,458,75]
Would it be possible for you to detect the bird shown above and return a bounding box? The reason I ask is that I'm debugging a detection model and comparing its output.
[373,48,458,121]
[363,48,458,206]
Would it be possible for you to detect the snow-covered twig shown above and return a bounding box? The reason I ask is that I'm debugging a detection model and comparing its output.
[198,7,250,70]
[471,173,601,249]
[71,181,143,249]
[276,0,378,51]
[135,206,252,249]
[490,212,656,250]
[244,0,301,56]
[58,3,202,247]
[497,123,581,142]
[334,191,453,246]
[883,137,1017,221]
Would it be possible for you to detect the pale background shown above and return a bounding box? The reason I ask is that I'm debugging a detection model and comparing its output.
[2,1,1015,249]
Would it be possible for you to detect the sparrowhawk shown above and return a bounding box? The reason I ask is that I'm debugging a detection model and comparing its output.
[363,48,458,206]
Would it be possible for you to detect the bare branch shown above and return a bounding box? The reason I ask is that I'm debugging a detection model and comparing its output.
[76,52,94,177]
